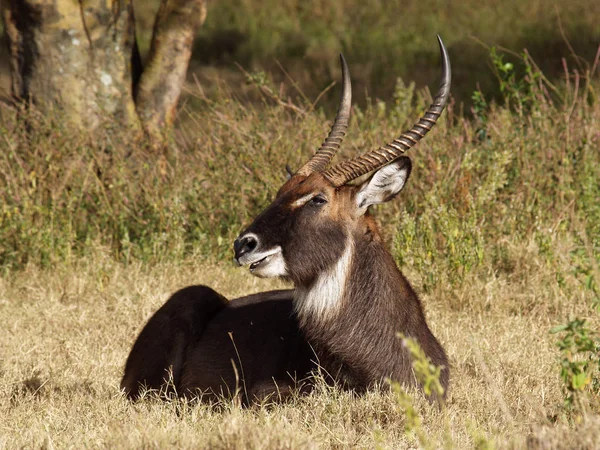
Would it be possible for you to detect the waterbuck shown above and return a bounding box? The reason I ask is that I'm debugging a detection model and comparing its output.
[121,36,451,405]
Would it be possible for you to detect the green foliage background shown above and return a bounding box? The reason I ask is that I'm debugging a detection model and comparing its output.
[186,0,600,105]
[0,25,598,285]
[1,3,599,331]
[0,0,599,442]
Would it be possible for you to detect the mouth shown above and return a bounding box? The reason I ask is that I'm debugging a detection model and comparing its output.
[235,246,287,278]
[236,246,282,270]
[249,255,270,272]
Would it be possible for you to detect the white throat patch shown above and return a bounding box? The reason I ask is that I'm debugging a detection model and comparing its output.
[294,239,354,321]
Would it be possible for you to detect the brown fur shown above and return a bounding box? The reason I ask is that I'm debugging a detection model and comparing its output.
[121,157,449,404]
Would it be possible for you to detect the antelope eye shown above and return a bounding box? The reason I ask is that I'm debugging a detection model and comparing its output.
[309,194,327,206]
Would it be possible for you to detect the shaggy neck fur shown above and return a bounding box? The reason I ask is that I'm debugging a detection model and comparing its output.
[294,232,449,393]
[293,238,354,323]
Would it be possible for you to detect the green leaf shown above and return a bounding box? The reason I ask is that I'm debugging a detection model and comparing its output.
[585,274,594,290]
[571,372,590,390]
[550,324,568,334]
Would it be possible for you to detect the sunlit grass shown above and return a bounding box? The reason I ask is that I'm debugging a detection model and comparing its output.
[0,245,598,448]
[0,33,599,448]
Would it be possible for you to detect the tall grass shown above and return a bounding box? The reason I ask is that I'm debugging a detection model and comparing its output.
[185,0,600,105]
[1,48,598,283]
[2,1,599,105]
[1,40,600,447]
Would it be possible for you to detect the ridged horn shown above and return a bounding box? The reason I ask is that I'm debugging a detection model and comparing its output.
[323,35,451,186]
[296,53,352,176]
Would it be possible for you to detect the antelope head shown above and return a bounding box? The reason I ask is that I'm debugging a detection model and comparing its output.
[234,37,451,290]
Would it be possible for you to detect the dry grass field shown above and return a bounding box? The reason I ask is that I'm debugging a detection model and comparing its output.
[2,79,600,449]
[1,2,600,446]
[1,92,600,448]
[1,82,600,447]
[0,245,598,448]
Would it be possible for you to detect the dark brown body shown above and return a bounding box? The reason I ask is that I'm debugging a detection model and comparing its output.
[121,287,313,403]
[121,226,448,403]
[300,232,449,393]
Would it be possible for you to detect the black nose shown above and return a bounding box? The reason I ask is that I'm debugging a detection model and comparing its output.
[234,234,258,259]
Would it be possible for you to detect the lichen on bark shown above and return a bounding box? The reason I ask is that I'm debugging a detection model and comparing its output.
[135,0,207,139]
[1,0,206,138]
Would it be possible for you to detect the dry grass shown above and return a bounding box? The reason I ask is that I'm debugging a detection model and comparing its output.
[0,237,598,448]
[1,28,599,448]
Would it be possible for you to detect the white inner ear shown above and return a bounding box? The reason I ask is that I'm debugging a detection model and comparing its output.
[355,160,410,215]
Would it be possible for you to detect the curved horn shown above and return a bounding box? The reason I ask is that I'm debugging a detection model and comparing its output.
[323,36,451,186]
[296,53,352,176]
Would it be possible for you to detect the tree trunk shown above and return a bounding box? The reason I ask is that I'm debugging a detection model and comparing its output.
[135,0,207,139]
[1,0,206,136]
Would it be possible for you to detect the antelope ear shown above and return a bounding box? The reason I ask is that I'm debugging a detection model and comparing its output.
[355,156,412,215]
[285,164,294,180]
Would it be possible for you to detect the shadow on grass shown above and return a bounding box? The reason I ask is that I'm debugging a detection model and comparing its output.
[189,21,600,110]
